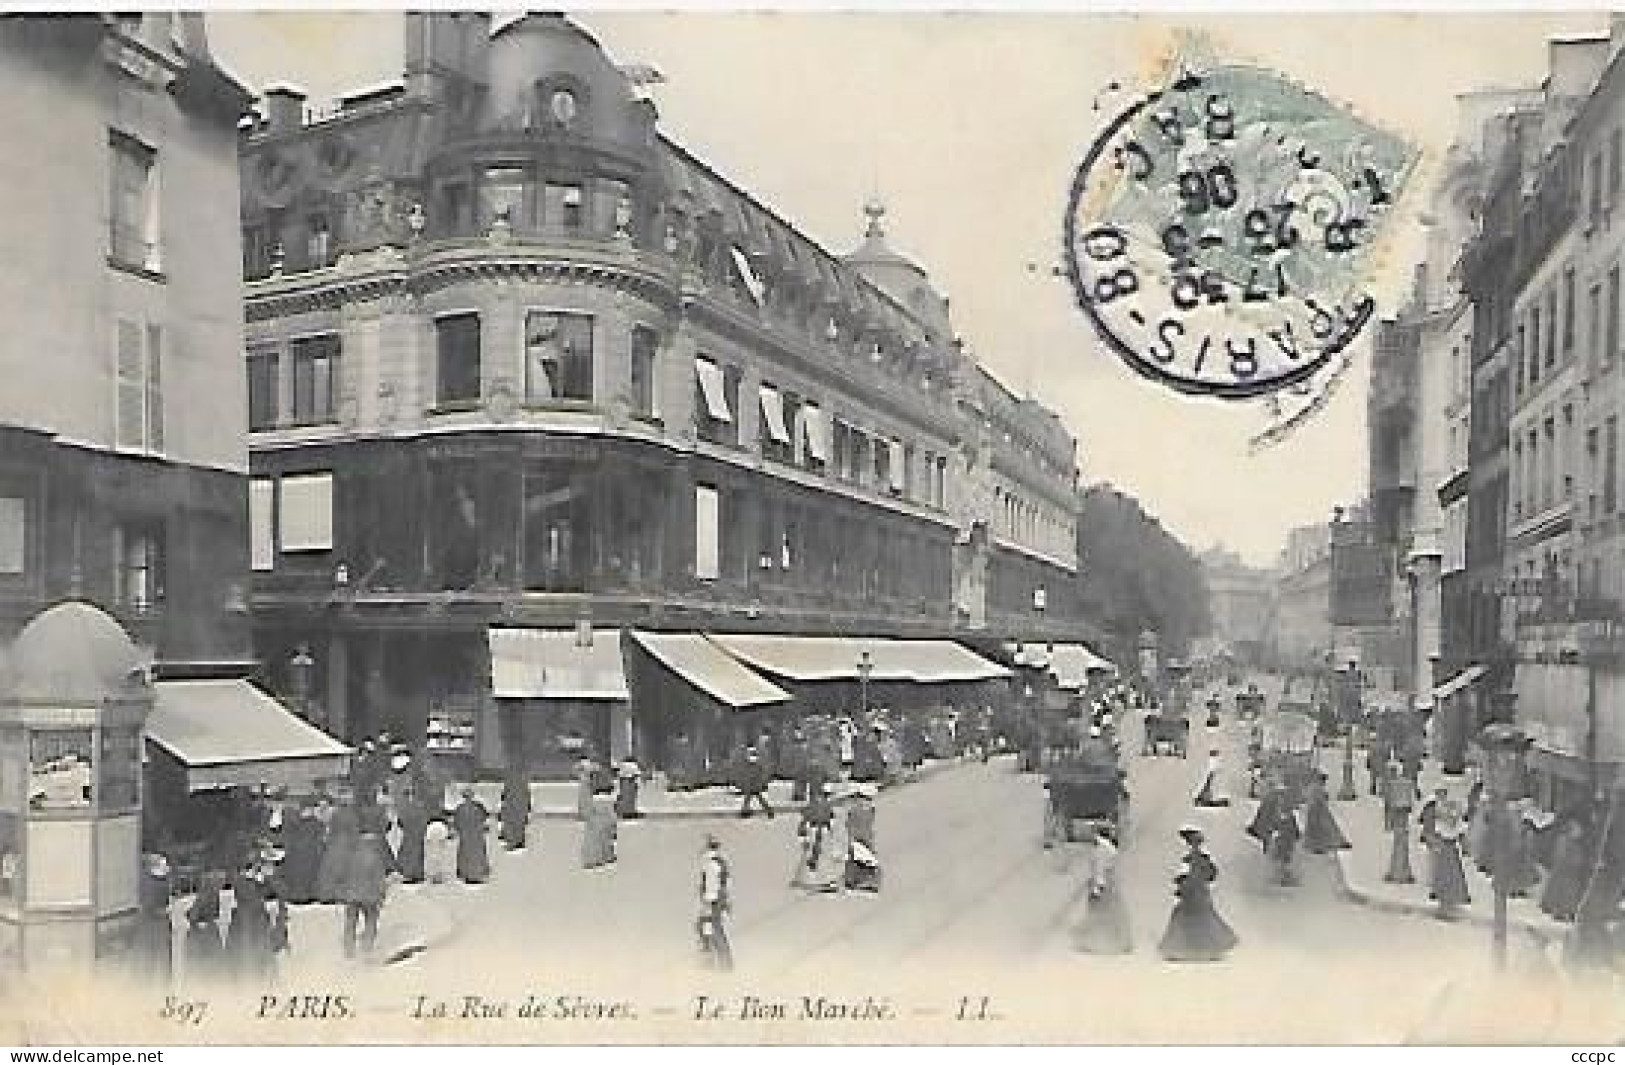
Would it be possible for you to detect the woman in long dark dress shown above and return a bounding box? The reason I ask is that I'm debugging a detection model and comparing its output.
[135,853,174,984]
[452,788,492,885]
[1428,809,1471,917]
[279,804,325,904]
[1302,772,1352,853]
[1158,829,1238,962]
[1540,820,1590,921]
[499,773,531,850]
[396,795,430,882]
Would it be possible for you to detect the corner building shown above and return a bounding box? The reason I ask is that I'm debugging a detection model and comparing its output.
[241,13,1086,774]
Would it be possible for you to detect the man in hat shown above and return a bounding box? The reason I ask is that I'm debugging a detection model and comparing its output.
[697,835,733,970]
[736,746,774,819]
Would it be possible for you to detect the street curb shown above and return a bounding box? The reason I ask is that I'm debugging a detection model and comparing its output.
[1330,851,1567,945]
[529,753,977,822]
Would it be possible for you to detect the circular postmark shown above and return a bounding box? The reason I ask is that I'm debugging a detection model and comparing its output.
[1063,60,1416,400]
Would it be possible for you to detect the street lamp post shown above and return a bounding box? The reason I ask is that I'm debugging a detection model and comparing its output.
[1339,660,1361,802]
[288,644,315,721]
[1480,721,1531,971]
[857,649,874,720]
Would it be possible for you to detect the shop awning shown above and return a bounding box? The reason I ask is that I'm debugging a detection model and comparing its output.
[799,404,830,464]
[1015,643,1116,689]
[759,385,791,444]
[1433,664,1487,701]
[695,358,732,423]
[146,680,351,792]
[489,628,629,700]
[630,632,791,709]
[709,635,1010,684]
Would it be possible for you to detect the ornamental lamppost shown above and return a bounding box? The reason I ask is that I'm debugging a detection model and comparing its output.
[289,644,315,721]
[1338,657,1362,801]
[1479,721,1531,970]
[857,648,874,720]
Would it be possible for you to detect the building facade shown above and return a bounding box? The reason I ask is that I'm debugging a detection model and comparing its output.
[1459,29,1625,802]
[239,13,1086,771]
[1198,546,1273,662]
[0,15,251,668]
[1270,522,1333,672]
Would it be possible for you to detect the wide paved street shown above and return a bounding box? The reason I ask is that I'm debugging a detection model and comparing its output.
[265,709,1606,1043]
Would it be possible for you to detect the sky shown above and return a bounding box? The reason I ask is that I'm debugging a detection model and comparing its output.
[208,9,1598,567]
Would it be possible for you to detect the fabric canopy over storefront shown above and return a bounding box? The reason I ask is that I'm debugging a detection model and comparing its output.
[146,680,351,792]
[1433,664,1487,702]
[1013,643,1116,689]
[630,632,791,709]
[489,628,629,700]
[709,635,1010,684]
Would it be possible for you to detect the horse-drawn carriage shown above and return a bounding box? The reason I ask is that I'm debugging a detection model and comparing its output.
[1043,746,1128,844]
[1141,711,1190,757]
[1235,685,1266,721]
[1248,706,1319,804]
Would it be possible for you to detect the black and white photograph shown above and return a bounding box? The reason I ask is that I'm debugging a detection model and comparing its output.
[0,5,1622,1046]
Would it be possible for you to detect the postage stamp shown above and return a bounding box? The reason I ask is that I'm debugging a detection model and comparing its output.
[1063,35,1421,400]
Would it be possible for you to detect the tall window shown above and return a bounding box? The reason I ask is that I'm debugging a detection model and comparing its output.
[114,521,165,613]
[115,320,163,453]
[630,326,658,418]
[694,357,740,445]
[1590,284,1602,366]
[1610,266,1621,365]
[1546,290,1558,369]
[694,484,720,581]
[0,492,26,576]
[243,223,272,280]
[522,464,592,593]
[759,384,793,464]
[305,213,332,268]
[1608,416,1619,514]
[247,347,280,431]
[480,165,529,229]
[291,334,340,425]
[1611,129,1623,206]
[109,131,158,272]
[1531,308,1542,385]
[436,313,482,405]
[1563,267,1576,353]
[1592,153,1606,222]
[524,311,593,402]
[1516,324,1526,397]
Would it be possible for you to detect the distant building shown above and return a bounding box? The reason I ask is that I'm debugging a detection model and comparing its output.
[1199,546,1272,661]
[0,15,252,668]
[1271,522,1334,671]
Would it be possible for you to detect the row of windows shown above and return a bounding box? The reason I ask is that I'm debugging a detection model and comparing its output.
[0,487,164,613]
[693,353,950,511]
[1517,264,1621,399]
[1510,402,1576,520]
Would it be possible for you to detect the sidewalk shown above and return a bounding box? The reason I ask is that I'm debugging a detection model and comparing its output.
[1328,757,1569,944]
[468,751,980,821]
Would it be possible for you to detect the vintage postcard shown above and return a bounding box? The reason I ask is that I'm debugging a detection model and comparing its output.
[0,5,1622,1048]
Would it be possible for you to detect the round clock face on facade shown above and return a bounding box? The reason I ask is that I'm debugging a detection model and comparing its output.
[551,89,578,127]
[1062,65,1415,400]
